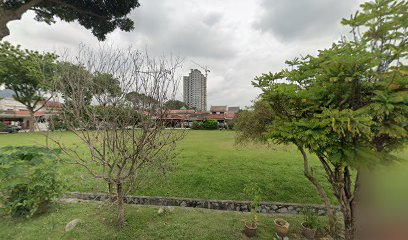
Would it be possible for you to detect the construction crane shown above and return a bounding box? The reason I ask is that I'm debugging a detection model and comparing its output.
[191,60,210,78]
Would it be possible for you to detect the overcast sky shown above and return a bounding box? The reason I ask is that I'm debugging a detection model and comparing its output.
[4,0,365,109]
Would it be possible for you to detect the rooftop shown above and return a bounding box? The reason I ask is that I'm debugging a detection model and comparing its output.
[210,106,227,112]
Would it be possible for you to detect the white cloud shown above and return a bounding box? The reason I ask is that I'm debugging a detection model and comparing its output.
[3,0,364,109]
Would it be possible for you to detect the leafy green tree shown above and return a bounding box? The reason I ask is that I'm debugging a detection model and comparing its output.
[247,1,407,239]
[55,62,94,106]
[235,100,274,143]
[164,100,188,110]
[48,115,65,131]
[0,0,140,40]
[0,42,57,131]
[126,91,158,109]
[92,72,122,106]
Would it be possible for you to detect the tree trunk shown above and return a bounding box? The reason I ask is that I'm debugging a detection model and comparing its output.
[0,9,14,39]
[343,213,355,240]
[116,182,125,227]
[342,180,356,240]
[336,168,366,240]
[345,168,366,240]
[0,0,43,40]
[28,109,36,132]
[298,146,338,235]
[108,181,116,202]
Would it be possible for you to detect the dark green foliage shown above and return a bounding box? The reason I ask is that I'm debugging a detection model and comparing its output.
[91,105,141,129]
[55,62,94,106]
[0,121,6,131]
[48,115,66,131]
[235,100,274,143]
[0,42,57,111]
[0,42,57,131]
[126,91,159,108]
[1,0,140,41]
[225,120,235,130]
[164,100,188,110]
[202,120,218,130]
[92,72,122,99]
[192,120,219,130]
[0,146,63,218]
[191,121,203,130]
[250,1,407,238]
[253,1,407,167]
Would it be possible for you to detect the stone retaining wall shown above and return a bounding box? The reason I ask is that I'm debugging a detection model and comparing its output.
[65,192,338,216]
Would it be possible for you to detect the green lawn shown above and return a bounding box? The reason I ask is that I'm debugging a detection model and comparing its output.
[0,130,407,205]
[0,130,407,240]
[0,202,310,240]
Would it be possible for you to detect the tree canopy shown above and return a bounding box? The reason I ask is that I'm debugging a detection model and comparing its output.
[235,100,274,144]
[126,92,158,109]
[164,100,188,110]
[0,41,57,131]
[0,0,140,40]
[243,0,407,239]
[92,72,122,105]
[55,62,94,106]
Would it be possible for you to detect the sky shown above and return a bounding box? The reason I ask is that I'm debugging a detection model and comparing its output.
[4,0,365,109]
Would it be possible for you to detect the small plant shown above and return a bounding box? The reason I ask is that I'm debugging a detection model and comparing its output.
[242,182,262,237]
[301,208,319,229]
[244,182,262,212]
[0,146,63,217]
[246,212,258,227]
[301,208,320,239]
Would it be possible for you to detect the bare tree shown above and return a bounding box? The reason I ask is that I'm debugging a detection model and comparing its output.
[51,45,185,226]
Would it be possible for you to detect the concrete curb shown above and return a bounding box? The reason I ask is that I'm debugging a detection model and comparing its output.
[64,192,339,216]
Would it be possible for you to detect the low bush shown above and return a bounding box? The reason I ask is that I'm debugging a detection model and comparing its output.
[0,121,6,132]
[0,146,63,217]
[48,115,66,131]
[202,120,218,130]
[226,120,235,130]
[191,121,203,130]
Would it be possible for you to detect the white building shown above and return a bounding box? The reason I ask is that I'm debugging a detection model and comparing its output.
[183,69,207,111]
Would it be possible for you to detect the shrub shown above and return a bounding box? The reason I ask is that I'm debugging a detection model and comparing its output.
[226,120,235,130]
[0,146,63,217]
[48,115,66,131]
[202,120,218,130]
[191,121,203,130]
[0,121,6,131]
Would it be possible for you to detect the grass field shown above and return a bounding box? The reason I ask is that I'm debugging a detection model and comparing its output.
[0,130,407,240]
[0,130,332,204]
[0,130,407,205]
[0,202,314,240]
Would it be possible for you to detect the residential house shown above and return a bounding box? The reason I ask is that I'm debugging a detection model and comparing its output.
[0,98,62,130]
